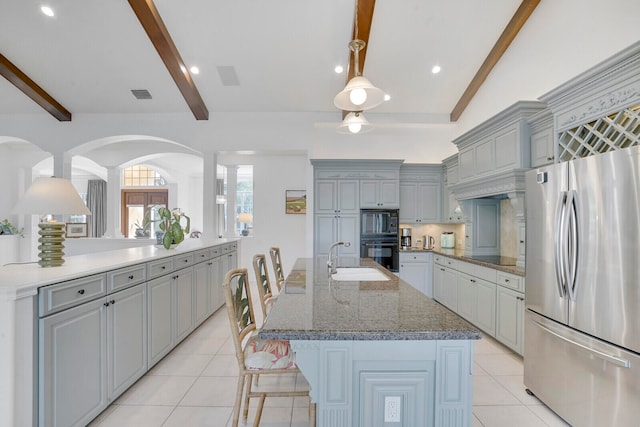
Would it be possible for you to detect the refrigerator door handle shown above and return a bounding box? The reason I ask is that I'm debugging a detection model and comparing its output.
[554,192,568,298]
[566,190,579,301]
[533,320,630,368]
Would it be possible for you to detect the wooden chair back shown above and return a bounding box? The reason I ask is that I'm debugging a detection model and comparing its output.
[269,246,285,291]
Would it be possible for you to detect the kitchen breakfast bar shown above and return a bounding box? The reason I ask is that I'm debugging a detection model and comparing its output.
[260,257,481,427]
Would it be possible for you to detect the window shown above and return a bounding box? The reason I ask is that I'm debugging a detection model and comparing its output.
[236,165,253,236]
[123,165,166,187]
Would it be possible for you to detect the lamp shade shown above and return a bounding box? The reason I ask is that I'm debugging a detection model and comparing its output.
[333,76,385,112]
[12,177,92,216]
[238,213,253,223]
[337,111,373,134]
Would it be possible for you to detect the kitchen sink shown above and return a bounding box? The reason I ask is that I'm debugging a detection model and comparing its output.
[330,267,389,281]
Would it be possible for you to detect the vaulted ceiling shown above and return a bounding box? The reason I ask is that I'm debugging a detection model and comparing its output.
[0,0,534,124]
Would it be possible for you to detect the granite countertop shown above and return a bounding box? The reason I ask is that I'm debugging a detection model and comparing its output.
[259,257,481,341]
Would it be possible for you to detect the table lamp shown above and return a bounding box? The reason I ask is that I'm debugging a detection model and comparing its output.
[12,177,92,267]
[238,213,253,236]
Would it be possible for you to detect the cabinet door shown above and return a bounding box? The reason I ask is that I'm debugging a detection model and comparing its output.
[442,267,458,311]
[337,180,359,212]
[379,180,399,207]
[336,215,359,256]
[476,279,496,336]
[193,262,210,325]
[315,214,338,256]
[315,180,337,213]
[147,275,174,367]
[417,183,440,222]
[496,286,524,355]
[40,298,107,427]
[108,284,147,399]
[494,126,518,170]
[174,267,195,343]
[464,223,473,253]
[359,180,379,207]
[458,149,474,181]
[456,273,476,322]
[399,182,418,222]
[475,136,495,176]
[531,127,554,167]
[209,257,224,313]
[399,262,427,295]
[433,265,445,302]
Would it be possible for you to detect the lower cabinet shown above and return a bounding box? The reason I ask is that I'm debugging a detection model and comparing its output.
[433,263,457,312]
[174,267,195,343]
[399,252,433,298]
[496,286,525,354]
[39,283,147,427]
[147,275,174,367]
[194,261,210,325]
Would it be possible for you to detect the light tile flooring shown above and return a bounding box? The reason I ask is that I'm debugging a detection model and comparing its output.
[89,308,570,427]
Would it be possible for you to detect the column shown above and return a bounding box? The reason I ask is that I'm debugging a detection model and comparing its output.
[104,166,123,238]
[225,165,238,238]
[202,151,217,237]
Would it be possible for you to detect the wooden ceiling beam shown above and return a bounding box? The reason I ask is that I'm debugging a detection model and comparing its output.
[128,0,209,120]
[0,53,72,121]
[449,0,540,122]
[342,0,376,118]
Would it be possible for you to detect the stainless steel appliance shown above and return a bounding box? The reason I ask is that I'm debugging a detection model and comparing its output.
[524,146,640,427]
[360,209,399,272]
[400,227,411,249]
[360,209,398,237]
[423,235,435,250]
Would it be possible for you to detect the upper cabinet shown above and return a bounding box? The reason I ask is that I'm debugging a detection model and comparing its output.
[399,164,442,223]
[528,108,555,168]
[360,174,400,208]
[451,101,547,200]
[315,180,359,214]
[442,154,463,223]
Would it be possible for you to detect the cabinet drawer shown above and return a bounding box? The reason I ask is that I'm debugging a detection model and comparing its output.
[399,252,430,262]
[456,260,475,276]
[497,272,524,292]
[147,258,174,279]
[39,273,107,317]
[174,253,195,268]
[210,246,222,257]
[437,256,456,269]
[193,249,211,263]
[457,261,497,283]
[108,265,147,293]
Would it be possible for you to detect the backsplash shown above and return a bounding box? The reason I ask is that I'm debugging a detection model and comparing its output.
[500,199,517,259]
[399,223,465,250]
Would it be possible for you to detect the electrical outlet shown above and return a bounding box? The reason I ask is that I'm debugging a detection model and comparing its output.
[384,396,401,422]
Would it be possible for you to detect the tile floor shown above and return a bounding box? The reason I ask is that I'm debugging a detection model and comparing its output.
[89,308,570,427]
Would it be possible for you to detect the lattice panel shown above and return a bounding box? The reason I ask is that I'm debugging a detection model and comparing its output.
[558,104,640,161]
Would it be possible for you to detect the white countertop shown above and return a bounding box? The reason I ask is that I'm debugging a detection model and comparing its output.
[0,238,237,300]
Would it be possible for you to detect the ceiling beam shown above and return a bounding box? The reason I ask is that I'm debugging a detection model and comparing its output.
[0,53,72,121]
[449,0,540,122]
[342,0,376,118]
[128,0,209,120]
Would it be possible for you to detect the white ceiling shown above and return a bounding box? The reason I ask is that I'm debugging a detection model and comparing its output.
[0,0,523,120]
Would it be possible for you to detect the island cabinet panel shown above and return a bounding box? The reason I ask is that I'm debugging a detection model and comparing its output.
[292,340,471,427]
[39,298,107,427]
[147,275,174,367]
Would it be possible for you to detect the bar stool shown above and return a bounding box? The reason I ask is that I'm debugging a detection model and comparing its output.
[269,246,285,292]
[252,254,277,322]
[223,268,313,427]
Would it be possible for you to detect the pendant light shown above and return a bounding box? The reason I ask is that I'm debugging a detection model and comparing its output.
[337,111,373,134]
[333,0,385,112]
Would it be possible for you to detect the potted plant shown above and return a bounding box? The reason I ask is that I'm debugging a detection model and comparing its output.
[133,210,151,238]
[0,219,24,237]
[157,207,190,249]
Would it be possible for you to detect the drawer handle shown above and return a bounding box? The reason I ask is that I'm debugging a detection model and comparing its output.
[520,240,525,244]
[104,302,110,307]
[208,262,213,266]
[110,299,115,305]
[77,289,85,295]
[184,259,189,263]
[128,275,134,280]
[161,266,166,270]
[173,275,179,279]
[470,279,476,283]
[440,268,445,272]
[516,296,525,301]
[505,279,510,282]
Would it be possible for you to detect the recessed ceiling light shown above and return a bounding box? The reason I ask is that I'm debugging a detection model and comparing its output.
[384,94,391,101]
[432,65,441,74]
[41,6,54,17]
[334,65,344,74]
[190,66,200,75]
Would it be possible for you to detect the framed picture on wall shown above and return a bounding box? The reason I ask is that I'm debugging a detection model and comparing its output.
[66,223,88,238]
[285,190,306,214]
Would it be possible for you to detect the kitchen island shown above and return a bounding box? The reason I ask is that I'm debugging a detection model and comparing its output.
[260,257,481,427]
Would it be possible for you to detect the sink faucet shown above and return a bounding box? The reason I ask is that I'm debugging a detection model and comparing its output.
[327,240,351,273]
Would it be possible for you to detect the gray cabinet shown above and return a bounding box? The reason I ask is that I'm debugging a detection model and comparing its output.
[461,199,500,256]
[529,108,555,167]
[496,272,525,354]
[193,261,211,325]
[314,214,359,256]
[174,266,195,343]
[147,274,174,367]
[39,298,106,427]
[433,256,457,312]
[315,179,359,214]
[360,178,399,208]
[399,164,443,223]
[399,251,433,297]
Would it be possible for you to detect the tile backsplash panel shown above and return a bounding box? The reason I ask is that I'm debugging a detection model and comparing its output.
[500,199,517,259]
[399,223,465,250]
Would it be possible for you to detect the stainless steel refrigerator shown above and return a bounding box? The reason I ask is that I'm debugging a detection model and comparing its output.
[524,145,640,427]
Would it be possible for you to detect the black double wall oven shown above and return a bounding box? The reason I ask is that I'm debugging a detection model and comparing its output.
[360,209,399,272]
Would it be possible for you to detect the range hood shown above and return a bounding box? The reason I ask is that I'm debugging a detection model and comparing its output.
[449,169,526,201]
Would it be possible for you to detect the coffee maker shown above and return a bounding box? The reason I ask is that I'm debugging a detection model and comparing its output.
[400,227,412,249]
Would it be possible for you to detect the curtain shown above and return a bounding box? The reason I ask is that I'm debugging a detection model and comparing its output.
[87,179,107,237]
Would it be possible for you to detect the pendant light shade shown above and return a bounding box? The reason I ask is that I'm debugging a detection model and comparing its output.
[334,76,385,111]
[337,111,373,134]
